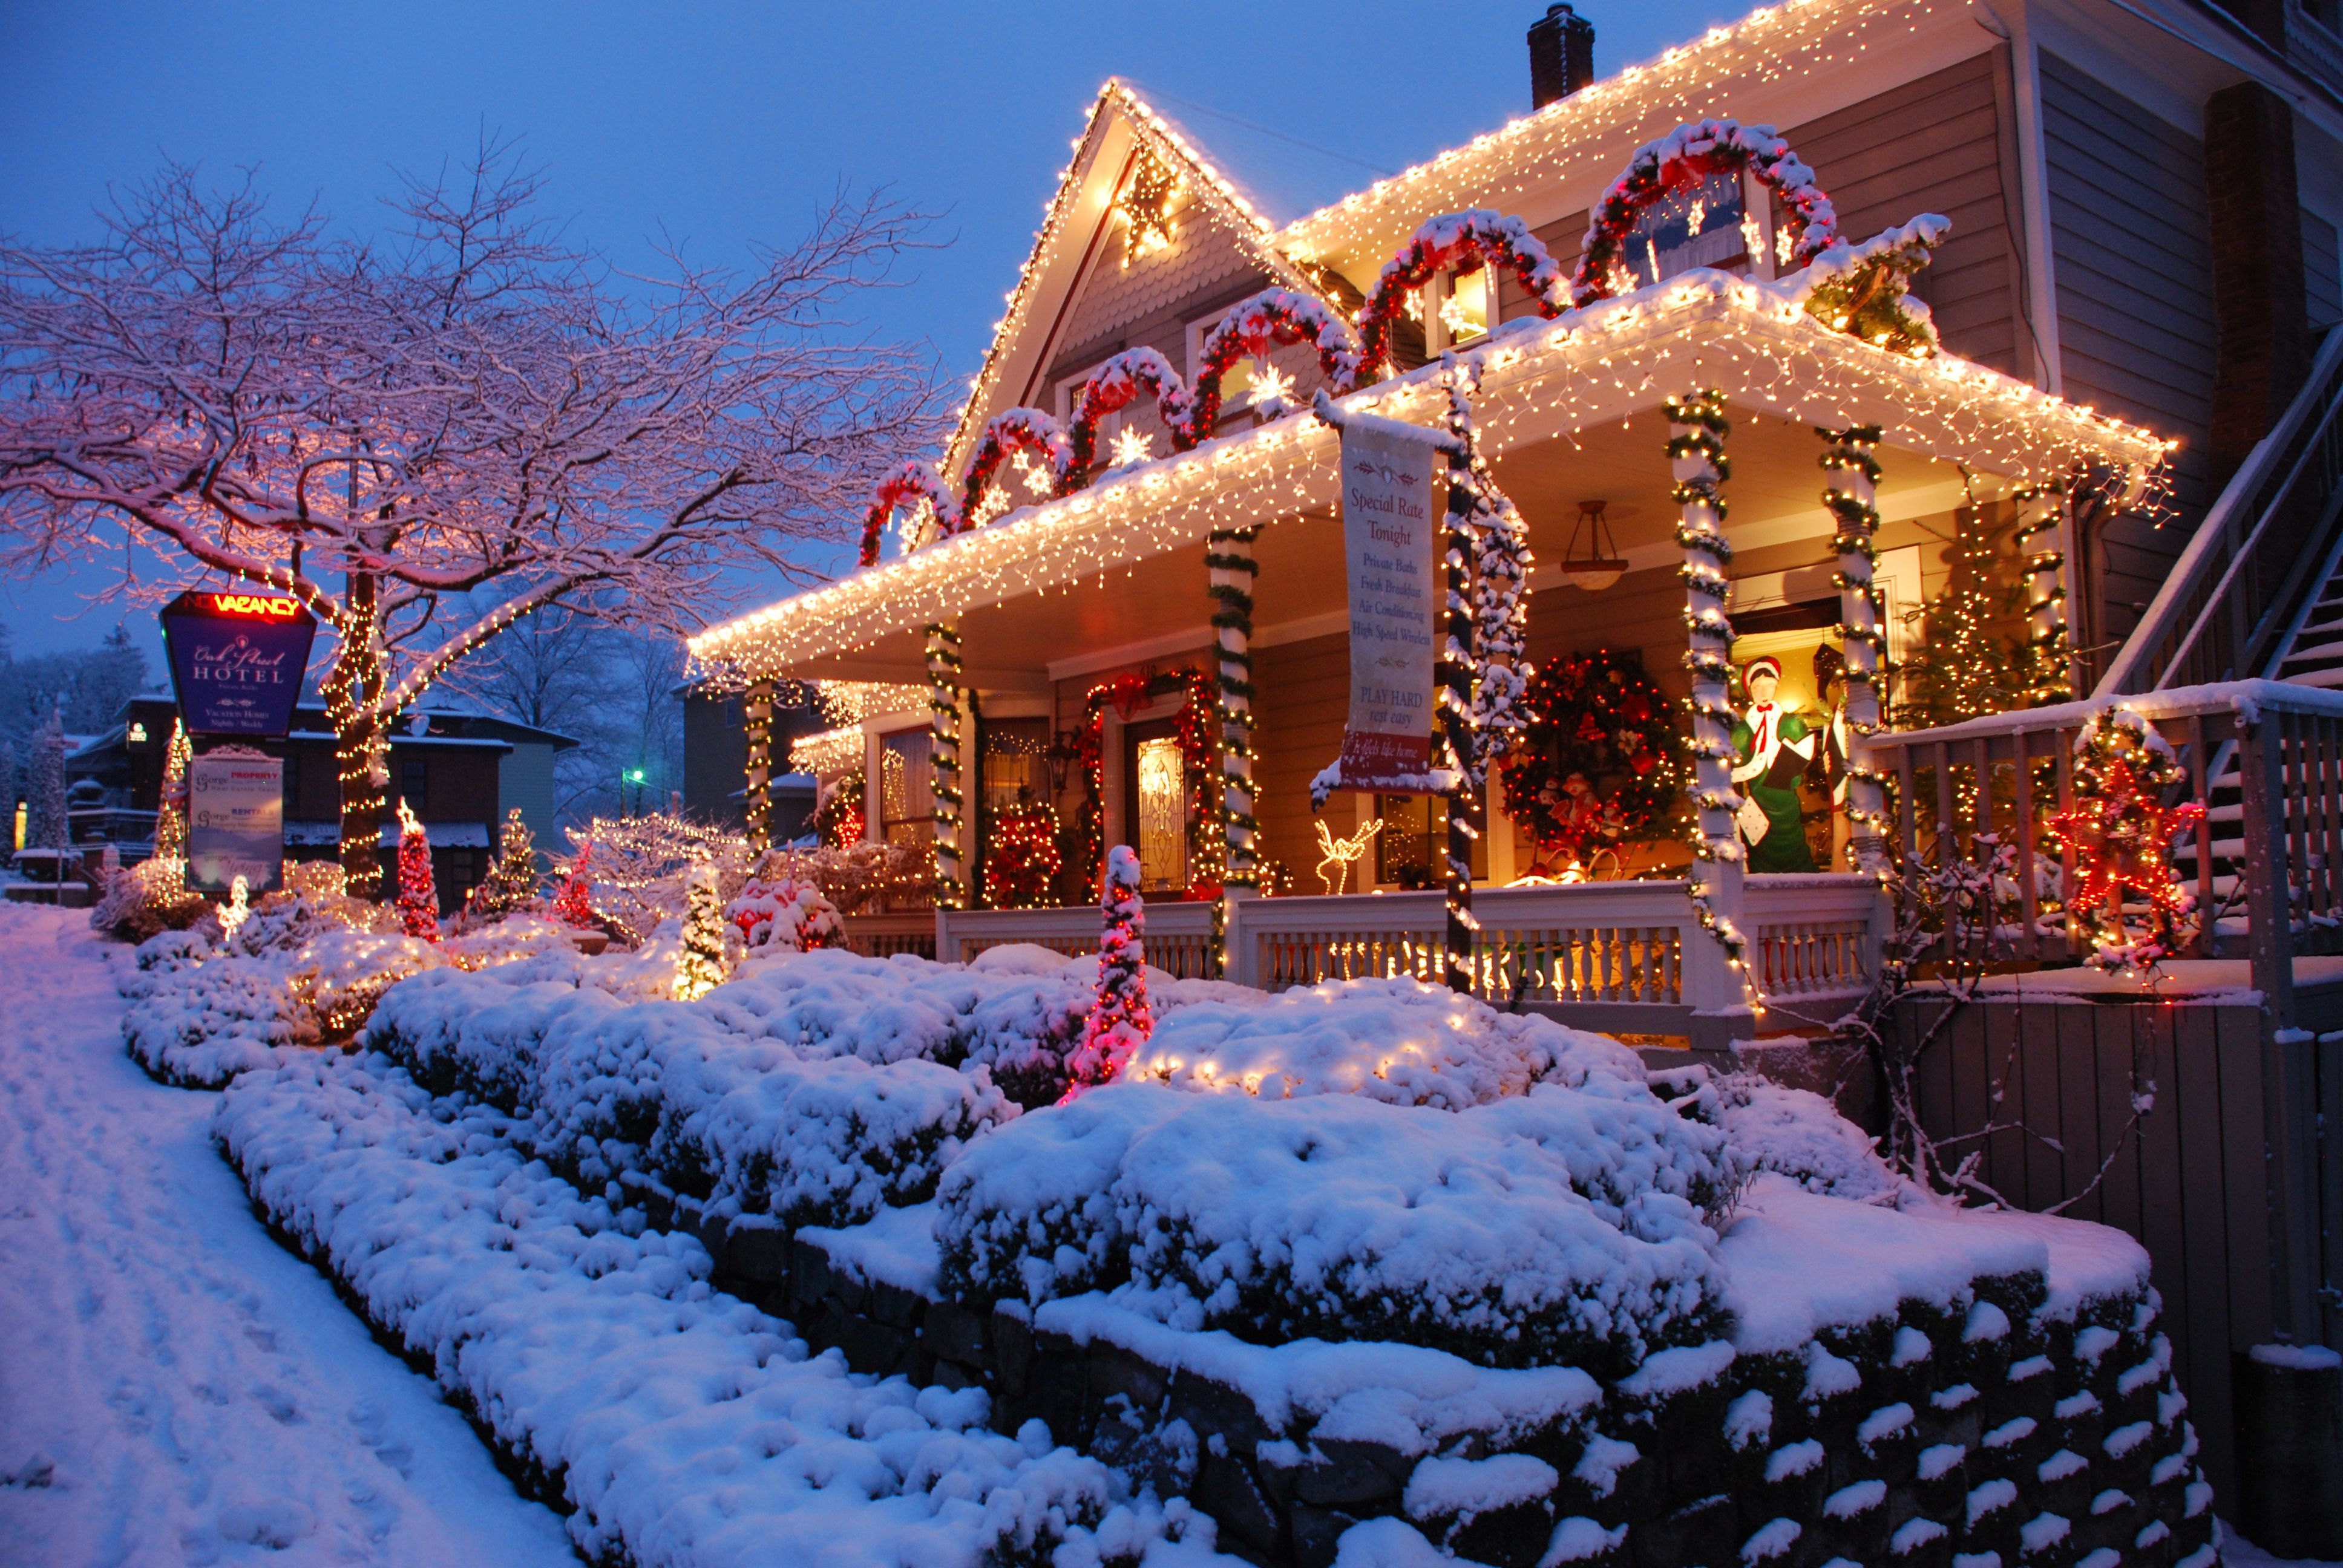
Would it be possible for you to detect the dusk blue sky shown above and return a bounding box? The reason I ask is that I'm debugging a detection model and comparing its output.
[0,1,1739,662]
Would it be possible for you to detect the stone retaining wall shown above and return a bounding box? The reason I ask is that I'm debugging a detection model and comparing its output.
[691,1207,2218,1568]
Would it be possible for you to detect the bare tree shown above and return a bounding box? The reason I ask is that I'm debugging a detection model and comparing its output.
[0,145,940,894]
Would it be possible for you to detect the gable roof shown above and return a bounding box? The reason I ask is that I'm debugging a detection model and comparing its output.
[942,79,1335,478]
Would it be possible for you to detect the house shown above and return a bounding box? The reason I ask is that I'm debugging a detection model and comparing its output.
[684,0,2343,1503]
[66,693,580,909]
[679,682,822,842]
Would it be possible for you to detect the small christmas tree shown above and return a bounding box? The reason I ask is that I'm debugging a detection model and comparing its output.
[2043,707,2204,976]
[154,719,191,867]
[673,860,729,999]
[553,846,597,928]
[394,799,441,941]
[1064,844,1150,1097]
[1896,503,2019,729]
[464,808,540,924]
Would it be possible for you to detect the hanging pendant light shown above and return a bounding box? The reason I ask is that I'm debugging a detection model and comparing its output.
[1559,500,1629,592]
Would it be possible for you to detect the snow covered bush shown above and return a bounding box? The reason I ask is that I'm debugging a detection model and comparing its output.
[1717,1076,1907,1203]
[1125,976,1640,1109]
[726,871,842,953]
[213,1051,1229,1568]
[122,924,441,1088]
[938,1063,1735,1376]
[88,854,207,942]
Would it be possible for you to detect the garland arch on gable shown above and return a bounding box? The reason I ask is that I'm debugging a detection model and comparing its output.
[1063,348,1195,482]
[1185,288,1361,442]
[960,407,1072,529]
[858,462,961,569]
[1353,211,1567,383]
[1570,119,1839,309]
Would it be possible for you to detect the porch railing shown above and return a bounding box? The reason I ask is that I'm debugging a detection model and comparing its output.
[937,901,1220,978]
[1863,679,2343,1020]
[922,877,1886,1044]
[838,909,939,960]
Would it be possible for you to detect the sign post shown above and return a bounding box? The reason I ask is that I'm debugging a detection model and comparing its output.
[1326,419,1444,793]
[160,590,315,897]
[187,751,285,893]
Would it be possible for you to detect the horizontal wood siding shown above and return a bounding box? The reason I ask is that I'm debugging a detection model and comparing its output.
[2040,51,2217,650]
[1786,52,2028,379]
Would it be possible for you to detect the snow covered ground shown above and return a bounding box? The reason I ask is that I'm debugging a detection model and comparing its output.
[0,904,578,1567]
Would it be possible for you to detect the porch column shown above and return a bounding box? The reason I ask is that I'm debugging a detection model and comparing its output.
[2017,485,2071,705]
[742,679,773,857]
[924,623,966,909]
[1820,426,1890,876]
[1439,472,1479,994]
[1209,524,1260,975]
[1668,390,1755,1046]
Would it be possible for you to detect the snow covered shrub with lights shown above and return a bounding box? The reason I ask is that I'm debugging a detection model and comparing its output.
[726,866,842,955]
[1065,844,1150,1095]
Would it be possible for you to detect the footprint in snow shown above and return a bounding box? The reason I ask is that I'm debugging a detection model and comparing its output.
[215,1498,317,1550]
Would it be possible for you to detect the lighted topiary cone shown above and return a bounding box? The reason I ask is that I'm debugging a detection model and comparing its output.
[673,860,729,999]
[394,799,441,941]
[1064,844,1150,1099]
[464,807,540,924]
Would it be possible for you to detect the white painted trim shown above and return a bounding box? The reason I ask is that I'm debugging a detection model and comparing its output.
[1256,609,1353,649]
[1047,626,1213,683]
[1997,6,2066,397]
[976,694,1052,720]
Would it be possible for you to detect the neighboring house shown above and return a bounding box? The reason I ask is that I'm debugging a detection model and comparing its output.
[67,694,579,909]
[680,683,822,843]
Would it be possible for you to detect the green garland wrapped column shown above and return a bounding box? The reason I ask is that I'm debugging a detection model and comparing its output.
[743,679,774,857]
[1668,390,1755,1040]
[1208,525,1259,976]
[1438,474,1479,993]
[925,623,965,910]
[1820,426,1890,875]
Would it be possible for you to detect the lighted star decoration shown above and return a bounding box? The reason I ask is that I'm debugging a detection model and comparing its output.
[1115,153,1179,266]
[1108,426,1154,468]
[1252,364,1296,411]
[2041,755,2205,972]
[1010,448,1054,497]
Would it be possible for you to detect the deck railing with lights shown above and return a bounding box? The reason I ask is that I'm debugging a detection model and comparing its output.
[1863,679,2343,1022]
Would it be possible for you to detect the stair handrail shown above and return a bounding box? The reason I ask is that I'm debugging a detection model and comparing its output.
[2096,327,2343,696]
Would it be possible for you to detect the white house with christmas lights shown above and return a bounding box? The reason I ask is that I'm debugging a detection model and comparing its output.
[683,0,2343,1482]
[693,0,2342,1022]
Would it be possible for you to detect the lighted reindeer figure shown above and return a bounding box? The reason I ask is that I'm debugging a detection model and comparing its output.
[1314,817,1383,896]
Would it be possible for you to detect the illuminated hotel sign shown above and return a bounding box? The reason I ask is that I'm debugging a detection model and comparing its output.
[159,589,318,737]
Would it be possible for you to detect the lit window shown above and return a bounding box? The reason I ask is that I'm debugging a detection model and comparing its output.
[1622,168,1752,290]
[879,729,932,846]
[1441,269,1493,344]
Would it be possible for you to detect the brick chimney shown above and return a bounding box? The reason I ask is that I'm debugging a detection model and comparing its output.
[1529,4,1596,109]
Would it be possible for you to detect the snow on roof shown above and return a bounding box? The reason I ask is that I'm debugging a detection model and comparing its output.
[693,266,2171,680]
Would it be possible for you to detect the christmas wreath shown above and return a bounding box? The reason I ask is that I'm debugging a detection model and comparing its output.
[1499,650,1688,867]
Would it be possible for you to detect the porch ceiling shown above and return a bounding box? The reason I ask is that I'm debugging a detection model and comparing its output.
[693,272,2171,687]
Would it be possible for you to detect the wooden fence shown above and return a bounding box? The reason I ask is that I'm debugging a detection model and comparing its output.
[1895,987,2343,1508]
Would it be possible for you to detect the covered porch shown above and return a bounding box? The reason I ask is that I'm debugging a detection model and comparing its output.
[693,269,2168,1045]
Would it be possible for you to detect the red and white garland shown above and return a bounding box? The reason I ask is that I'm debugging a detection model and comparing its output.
[1571,119,1837,307]
[1185,288,1360,437]
[858,461,960,569]
[1354,211,1566,382]
[1064,347,1194,477]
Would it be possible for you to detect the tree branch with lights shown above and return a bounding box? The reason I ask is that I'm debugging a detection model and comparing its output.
[0,146,943,896]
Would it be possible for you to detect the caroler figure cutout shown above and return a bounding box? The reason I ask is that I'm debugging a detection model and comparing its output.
[1729,655,1818,873]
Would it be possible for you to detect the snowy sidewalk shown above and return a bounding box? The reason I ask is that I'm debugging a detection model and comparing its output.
[0,905,577,1567]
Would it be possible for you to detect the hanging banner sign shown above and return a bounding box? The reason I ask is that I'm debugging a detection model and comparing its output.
[160,590,318,737]
[1329,419,1443,792]
[188,752,284,893]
